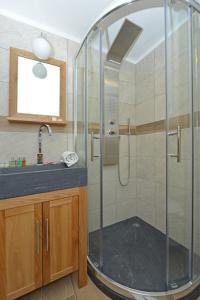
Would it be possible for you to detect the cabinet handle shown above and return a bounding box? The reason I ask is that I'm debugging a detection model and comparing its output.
[45,218,49,252]
[36,221,40,255]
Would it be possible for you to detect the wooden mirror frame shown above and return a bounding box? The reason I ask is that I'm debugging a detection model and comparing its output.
[8,47,67,125]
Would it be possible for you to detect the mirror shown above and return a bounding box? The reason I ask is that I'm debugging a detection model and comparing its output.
[8,47,66,125]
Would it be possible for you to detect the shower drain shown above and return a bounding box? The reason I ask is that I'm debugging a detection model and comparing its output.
[132,222,140,228]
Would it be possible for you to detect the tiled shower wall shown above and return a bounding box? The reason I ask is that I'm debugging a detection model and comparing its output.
[87,57,137,231]
[102,61,136,227]
[99,45,167,234]
[135,45,166,235]
[0,14,79,166]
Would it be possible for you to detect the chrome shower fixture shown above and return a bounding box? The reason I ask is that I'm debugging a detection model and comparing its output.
[106,19,143,64]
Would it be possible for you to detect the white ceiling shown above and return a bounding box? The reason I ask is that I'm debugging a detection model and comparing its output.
[0,0,123,42]
[0,0,189,63]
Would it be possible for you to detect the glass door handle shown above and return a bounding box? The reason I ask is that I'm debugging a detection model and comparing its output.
[91,132,100,162]
[168,125,181,163]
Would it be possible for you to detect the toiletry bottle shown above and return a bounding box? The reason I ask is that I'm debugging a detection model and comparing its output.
[37,153,43,165]
[10,157,16,167]
[16,157,22,167]
[22,157,26,167]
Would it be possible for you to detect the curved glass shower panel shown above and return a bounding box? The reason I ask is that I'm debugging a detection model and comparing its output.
[100,4,169,292]
[74,0,200,298]
[87,28,103,270]
[165,0,193,289]
[192,6,200,281]
[75,45,87,167]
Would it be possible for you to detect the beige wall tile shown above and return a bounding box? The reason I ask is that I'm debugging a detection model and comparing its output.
[0,15,40,50]
[88,72,100,98]
[135,75,154,105]
[116,199,137,223]
[116,178,136,202]
[88,208,101,232]
[168,83,190,117]
[168,158,192,190]
[103,165,117,181]
[136,178,156,227]
[155,183,166,233]
[135,98,155,125]
[155,42,165,70]
[67,39,80,67]
[119,102,134,124]
[136,51,155,83]
[0,131,69,165]
[136,133,155,158]
[0,82,9,116]
[136,157,155,180]
[103,179,117,206]
[154,132,166,159]
[0,48,9,83]
[168,184,191,247]
[119,60,135,83]
[155,93,165,121]
[46,33,68,61]
[130,135,136,157]
[67,66,74,95]
[119,80,135,105]
[155,66,165,97]
[103,203,116,227]
[88,159,101,184]
[88,184,101,211]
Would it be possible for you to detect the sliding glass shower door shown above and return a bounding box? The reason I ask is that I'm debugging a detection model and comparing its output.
[75,0,200,297]
[192,3,200,282]
[165,0,197,289]
[87,28,103,270]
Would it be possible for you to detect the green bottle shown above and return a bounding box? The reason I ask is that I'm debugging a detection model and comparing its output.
[16,157,22,167]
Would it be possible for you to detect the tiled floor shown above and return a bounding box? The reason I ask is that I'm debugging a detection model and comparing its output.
[18,273,111,300]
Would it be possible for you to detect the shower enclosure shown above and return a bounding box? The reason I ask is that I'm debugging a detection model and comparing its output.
[75,0,200,298]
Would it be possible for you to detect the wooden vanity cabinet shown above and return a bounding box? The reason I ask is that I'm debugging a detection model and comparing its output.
[0,187,87,300]
[42,197,79,285]
[0,204,43,300]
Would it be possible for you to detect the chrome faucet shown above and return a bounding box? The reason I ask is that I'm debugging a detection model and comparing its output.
[37,124,52,164]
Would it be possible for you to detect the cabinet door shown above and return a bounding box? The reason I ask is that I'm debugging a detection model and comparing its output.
[0,204,42,300]
[43,196,78,284]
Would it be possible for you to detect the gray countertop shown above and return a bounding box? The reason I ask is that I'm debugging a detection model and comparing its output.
[0,163,87,200]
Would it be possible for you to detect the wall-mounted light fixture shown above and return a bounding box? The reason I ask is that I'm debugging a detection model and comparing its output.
[32,33,53,60]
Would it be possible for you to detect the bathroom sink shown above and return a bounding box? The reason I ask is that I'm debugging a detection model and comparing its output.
[0,163,87,200]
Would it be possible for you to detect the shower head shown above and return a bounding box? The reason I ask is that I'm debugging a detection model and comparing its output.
[106,19,143,65]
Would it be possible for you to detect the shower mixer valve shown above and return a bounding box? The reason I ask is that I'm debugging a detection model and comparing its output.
[109,120,115,125]
[108,129,116,135]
